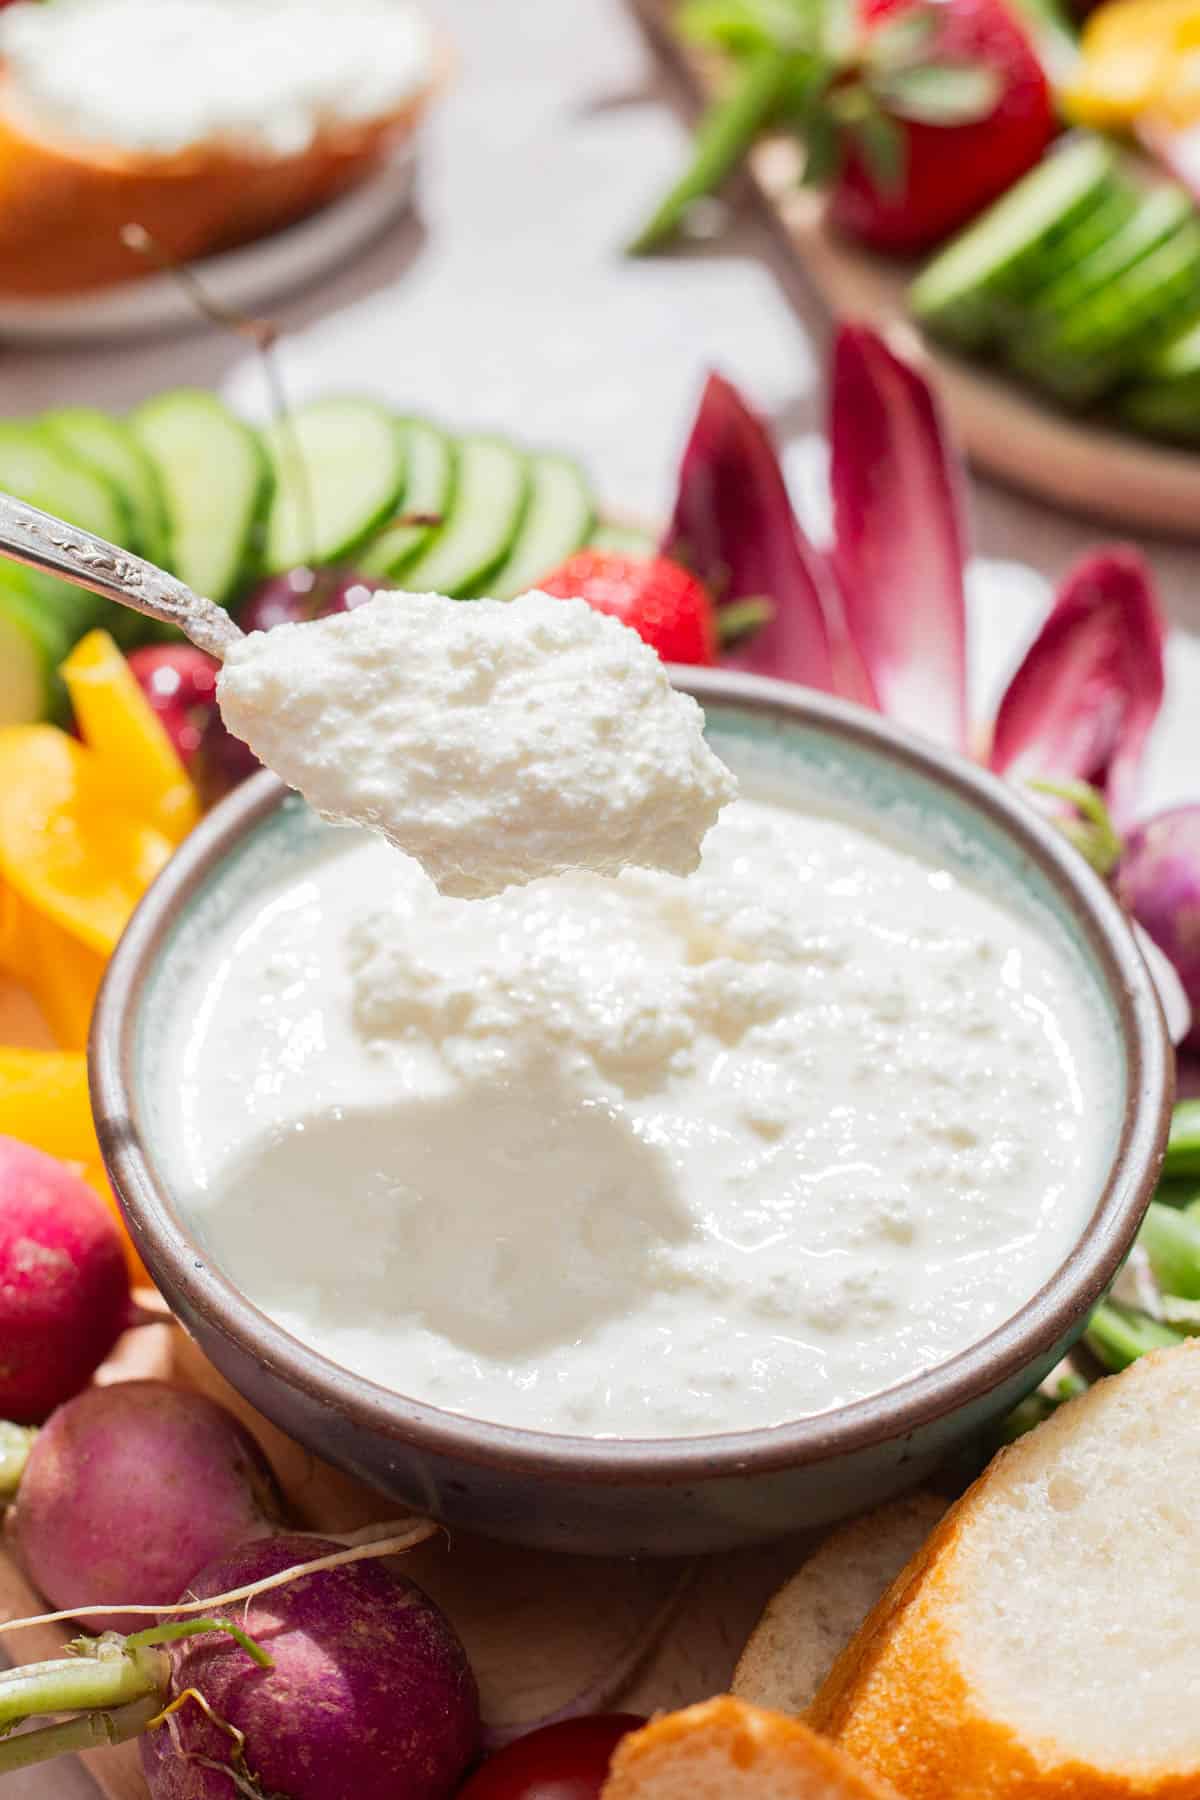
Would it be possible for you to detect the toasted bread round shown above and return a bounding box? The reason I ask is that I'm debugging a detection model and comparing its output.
[602,1697,902,1800]
[0,78,432,297]
[733,1491,947,1717]
[809,1342,1200,1798]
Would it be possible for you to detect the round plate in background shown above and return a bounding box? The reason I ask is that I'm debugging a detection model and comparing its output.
[0,148,417,347]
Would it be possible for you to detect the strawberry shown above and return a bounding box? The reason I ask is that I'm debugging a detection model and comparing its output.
[538,551,719,666]
[633,0,1057,259]
[831,0,1059,253]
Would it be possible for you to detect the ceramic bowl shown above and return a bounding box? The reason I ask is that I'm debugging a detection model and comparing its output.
[91,671,1173,1556]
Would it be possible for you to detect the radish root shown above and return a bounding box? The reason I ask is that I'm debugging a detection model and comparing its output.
[0,1519,440,1634]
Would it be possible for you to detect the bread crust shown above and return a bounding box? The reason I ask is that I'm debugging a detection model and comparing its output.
[604,1697,904,1799]
[809,1345,1200,1799]
[0,74,434,296]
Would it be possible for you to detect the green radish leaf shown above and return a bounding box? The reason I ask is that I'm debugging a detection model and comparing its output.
[873,61,1002,125]
[801,103,844,186]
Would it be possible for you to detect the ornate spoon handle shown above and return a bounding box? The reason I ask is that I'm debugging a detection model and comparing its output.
[0,490,244,661]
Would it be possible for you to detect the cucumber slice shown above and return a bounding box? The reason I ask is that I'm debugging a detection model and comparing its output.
[358,419,454,577]
[0,424,132,640]
[909,137,1119,349]
[0,572,73,723]
[1013,221,1200,405]
[396,436,530,597]
[484,453,595,599]
[587,521,658,557]
[1019,185,1195,334]
[1143,312,1200,381]
[132,390,271,604]
[262,398,406,574]
[42,407,170,565]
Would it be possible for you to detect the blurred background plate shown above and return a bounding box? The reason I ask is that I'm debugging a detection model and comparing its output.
[0,148,417,347]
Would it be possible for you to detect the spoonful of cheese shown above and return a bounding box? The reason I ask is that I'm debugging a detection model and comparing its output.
[0,493,736,897]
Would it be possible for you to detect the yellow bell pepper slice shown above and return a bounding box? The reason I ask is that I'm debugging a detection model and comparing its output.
[0,725,173,956]
[0,1045,99,1163]
[1065,0,1200,128]
[17,899,105,1050]
[62,630,199,846]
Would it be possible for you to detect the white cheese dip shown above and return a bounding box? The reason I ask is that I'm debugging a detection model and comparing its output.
[164,779,1115,1439]
[217,589,737,898]
[0,0,433,158]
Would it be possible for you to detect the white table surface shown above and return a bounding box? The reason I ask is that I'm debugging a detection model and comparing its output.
[2,2,1196,1793]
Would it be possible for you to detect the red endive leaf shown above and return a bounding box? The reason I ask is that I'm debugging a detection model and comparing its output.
[830,325,969,750]
[988,547,1165,827]
[660,372,844,694]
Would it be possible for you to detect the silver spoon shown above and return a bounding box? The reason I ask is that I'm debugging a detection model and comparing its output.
[0,490,244,661]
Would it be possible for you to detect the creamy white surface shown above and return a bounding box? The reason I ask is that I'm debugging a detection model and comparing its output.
[0,0,433,157]
[218,589,737,898]
[163,781,1115,1438]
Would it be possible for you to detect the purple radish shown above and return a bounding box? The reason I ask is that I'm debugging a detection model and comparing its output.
[8,1381,285,1631]
[0,1137,130,1424]
[140,1533,480,1800]
[1114,806,1200,1051]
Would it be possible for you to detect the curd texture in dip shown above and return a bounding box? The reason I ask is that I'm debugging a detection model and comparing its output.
[162,770,1116,1439]
[217,589,736,898]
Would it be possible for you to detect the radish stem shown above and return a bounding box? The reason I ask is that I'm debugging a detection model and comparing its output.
[0,1645,167,1729]
[125,1618,273,1670]
[0,1696,162,1775]
[0,1422,35,1501]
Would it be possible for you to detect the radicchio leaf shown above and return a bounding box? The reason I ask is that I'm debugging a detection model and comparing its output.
[660,371,844,694]
[1114,808,1200,1050]
[988,547,1165,826]
[829,324,969,749]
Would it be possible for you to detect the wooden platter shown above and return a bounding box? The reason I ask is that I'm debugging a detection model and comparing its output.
[630,0,1200,540]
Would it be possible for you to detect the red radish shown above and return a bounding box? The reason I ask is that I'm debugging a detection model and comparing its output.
[127,645,220,763]
[0,1138,129,1424]
[1114,807,1200,1052]
[238,565,388,633]
[8,1381,285,1631]
[538,552,718,665]
[139,1533,480,1800]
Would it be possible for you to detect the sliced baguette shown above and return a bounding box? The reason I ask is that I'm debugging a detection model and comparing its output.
[602,1697,903,1800]
[809,1342,1200,1798]
[733,1491,947,1717]
[0,78,433,297]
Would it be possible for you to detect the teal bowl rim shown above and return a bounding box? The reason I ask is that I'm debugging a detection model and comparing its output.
[90,669,1174,1483]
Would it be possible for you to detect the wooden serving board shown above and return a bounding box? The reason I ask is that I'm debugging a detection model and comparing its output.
[631,0,1200,539]
[0,1314,825,1799]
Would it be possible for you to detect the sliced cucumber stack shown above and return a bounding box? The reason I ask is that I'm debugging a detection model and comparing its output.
[1119,315,1200,444]
[910,137,1119,349]
[0,572,73,725]
[1018,184,1194,333]
[484,452,594,598]
[358,418,454,578]
[396,436,530,597]
[132,390,271,605]
[262,398,407,574]
[1012,221,1200,405]
[0,424,132,640]
[42,407,170,566]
